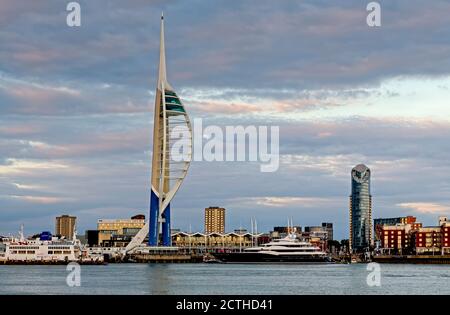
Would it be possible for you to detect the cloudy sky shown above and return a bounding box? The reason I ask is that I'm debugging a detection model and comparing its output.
[1,0,450,239]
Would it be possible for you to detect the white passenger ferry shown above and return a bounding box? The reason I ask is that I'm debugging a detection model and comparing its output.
[0,227,81,263]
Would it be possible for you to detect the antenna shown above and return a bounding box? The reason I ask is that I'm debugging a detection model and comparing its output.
[255,218,258,246]
[287,217,290,235]
[250,217,253,246]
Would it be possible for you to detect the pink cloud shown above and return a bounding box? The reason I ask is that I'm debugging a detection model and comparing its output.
[8,195,74,205]
[0,125,42,136]
[397,202,450,214]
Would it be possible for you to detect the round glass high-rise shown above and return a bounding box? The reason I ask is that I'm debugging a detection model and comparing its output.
[350,164,372,252]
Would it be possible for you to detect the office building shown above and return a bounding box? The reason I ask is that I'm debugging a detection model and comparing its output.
[97,216,145,246]
[204,207,225,233]
[55,215,76,240]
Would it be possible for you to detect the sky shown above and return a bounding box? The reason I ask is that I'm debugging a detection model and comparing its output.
[1,0,450,240]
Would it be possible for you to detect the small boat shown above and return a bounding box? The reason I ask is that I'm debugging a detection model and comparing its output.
[203,255,222,263]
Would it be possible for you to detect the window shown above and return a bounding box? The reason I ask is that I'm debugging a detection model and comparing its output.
[165,90,177,97]
[165,96,182,105]
[166,104,185,113]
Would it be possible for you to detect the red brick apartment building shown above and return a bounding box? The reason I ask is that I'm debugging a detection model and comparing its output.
[381,226,408,250]
[412,217,450,255]
[378,216,450,255]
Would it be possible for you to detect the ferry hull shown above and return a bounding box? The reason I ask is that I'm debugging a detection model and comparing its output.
[212,252,333,263]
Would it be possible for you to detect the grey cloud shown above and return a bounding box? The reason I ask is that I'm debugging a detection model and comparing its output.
[1,0,450,91]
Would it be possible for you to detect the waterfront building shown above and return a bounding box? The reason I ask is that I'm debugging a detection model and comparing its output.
[380,224,412,254]
[412,217,450,255]
[273,226,302,234]
[413,227,442,254]
[85,230,99,247]
[322,223,334,241]
[97,216,145,246]
[349,164,373,252]
[55,215,76,240]
[374,216,450,255]
[131,214,145,220]
[171,232,257,249]
[148,14,192,246]
[270,227,297,240]
[204,207,226,234]
[374,216,422,240]
[304,225,333,240]
[441,219,450,254]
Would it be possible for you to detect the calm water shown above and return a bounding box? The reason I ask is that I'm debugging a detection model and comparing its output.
[0,263,449,295]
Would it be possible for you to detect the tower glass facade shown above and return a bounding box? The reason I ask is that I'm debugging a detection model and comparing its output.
[349,164,372,252]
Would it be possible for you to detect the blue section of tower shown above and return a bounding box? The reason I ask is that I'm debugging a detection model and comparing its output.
[148,189,159,246]
[162,204,171,246]
[148,188,171,246]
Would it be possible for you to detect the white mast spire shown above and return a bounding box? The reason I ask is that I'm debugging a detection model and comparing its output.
[158,12,172,91]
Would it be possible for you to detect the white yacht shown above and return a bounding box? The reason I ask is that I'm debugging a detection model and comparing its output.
[213,234,333,263]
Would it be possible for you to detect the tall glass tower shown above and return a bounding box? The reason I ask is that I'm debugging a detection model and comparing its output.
[349,164,372,252]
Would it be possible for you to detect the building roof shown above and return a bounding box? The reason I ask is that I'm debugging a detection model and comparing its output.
[352,164,370,172]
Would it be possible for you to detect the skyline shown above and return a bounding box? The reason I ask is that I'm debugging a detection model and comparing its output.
[1,0,450,239]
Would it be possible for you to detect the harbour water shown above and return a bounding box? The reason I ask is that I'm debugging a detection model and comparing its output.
[0,263,449,295]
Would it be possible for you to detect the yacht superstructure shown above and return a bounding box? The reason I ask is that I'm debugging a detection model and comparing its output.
[213,234,333,263]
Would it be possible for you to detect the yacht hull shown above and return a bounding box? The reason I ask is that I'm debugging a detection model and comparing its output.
[212,252,333,263]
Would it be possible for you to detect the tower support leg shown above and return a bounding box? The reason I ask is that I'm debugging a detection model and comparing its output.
[149,189,159,246]
[162,204,171,246]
